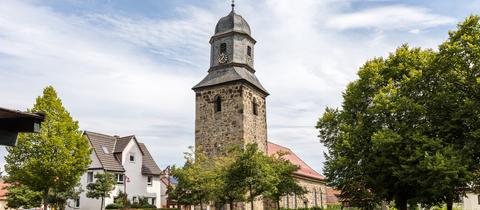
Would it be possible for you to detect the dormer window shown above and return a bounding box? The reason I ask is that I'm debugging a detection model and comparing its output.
[214,95,222,112]
[247,46,252,57]
[220,43,227,54]
[102,146,109,154]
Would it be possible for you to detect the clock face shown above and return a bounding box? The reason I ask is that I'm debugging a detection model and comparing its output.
[218,53,228,64]
[246,55,252,63]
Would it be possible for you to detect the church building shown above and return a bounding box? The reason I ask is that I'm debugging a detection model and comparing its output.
[192,5,327,210]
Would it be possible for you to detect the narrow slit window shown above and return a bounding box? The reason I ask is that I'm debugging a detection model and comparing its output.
[215,96,222,112]
[252,99,258,115]
[220,43,227,54]
[247,46,252,56]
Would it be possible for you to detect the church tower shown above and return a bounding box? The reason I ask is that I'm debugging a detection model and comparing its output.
[192,7,269,157]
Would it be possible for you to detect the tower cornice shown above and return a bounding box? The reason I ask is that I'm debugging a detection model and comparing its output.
[208,62,255,73]
[209,30,257,44]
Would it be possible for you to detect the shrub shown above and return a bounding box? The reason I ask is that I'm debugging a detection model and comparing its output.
[105,203,123,209]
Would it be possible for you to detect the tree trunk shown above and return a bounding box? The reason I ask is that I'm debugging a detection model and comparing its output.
[200,201,204,210]
[229,200,234,210]
[447,201,453,210]
[43,190,49,210]
[100,197,104,210]
[249,186,254,210]
[276,198,280,210]
[395,195,407,210]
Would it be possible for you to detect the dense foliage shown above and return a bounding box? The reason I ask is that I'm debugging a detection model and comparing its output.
[169,143,306,210]
[4,86,91,210]
[316,15,480,210]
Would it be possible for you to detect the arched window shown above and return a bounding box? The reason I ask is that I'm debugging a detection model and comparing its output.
[247,46,252,56]
[220,43,227,54]
[214,95,222,112]
[252,99,258,115]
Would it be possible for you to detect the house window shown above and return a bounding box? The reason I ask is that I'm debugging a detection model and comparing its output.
[478,194,480,205]
[214,95,222,112]
[87,172,93,183]
[147,176,153,186]
[314,190,318,206]
[247,46,252,56]
[102,146,109,154]
[150,197,156,205]
[220,43,227,54]
[74,198,80,208]
[252,99,258,115]
[116,174,124,184]
[132,196,137,203]
[129,153,135,162]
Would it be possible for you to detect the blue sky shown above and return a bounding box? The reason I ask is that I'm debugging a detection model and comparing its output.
[0,0,479,173]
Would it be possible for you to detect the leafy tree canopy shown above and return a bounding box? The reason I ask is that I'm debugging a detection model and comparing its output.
[5,86,92,209]
[317,15,480,210]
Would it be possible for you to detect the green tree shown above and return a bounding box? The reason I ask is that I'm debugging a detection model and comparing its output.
[227,143,279,210]
[317,44,471,210]
[267,152,307,210]
[86,172,116,210]
[5,184,42,209]
[214,147,246,210]
[48,183,83,210]
[421,15,480,210]
[4,86,92,210]
[169,147,218,210]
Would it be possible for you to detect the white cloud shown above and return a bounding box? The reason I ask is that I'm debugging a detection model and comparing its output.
[0,0,459,173]
[326,5,456,31]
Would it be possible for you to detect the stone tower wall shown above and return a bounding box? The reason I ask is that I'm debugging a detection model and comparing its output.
[194,82,267,157]
[241,84,267,153]
[195,83,244,156]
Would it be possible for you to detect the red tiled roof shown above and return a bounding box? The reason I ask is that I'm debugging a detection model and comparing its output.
[0,182,10,200]
[326,187,341,203]
[267,142,325,181]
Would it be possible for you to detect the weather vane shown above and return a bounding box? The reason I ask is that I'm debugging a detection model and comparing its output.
[231,0,235,12]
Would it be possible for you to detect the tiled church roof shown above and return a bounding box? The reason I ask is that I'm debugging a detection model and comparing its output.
[267,142,325,181]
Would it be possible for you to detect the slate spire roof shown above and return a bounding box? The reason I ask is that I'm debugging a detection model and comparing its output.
[215,11,251,35]
[192,66,268,94]
[84,131,162,175]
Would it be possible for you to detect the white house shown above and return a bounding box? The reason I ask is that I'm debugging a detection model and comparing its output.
[66,131,162,210]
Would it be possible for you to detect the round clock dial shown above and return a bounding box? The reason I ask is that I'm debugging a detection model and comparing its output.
[218,53,228,64]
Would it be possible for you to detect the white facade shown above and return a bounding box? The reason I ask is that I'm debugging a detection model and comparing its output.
[461,193,480,210]
[66,135,162,210]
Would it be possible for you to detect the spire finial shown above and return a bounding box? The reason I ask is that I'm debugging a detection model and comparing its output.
[231,0,235,12]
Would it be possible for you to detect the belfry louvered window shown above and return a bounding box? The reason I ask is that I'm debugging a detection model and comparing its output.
[220,43,227,54]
